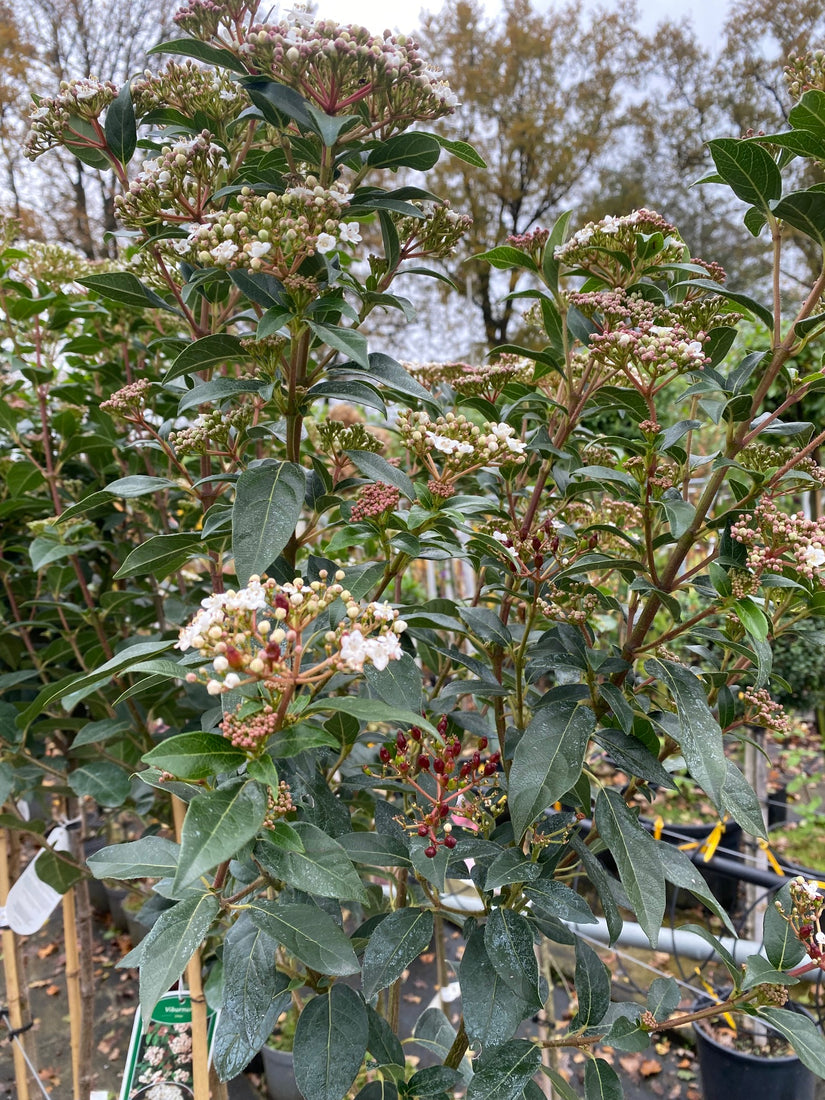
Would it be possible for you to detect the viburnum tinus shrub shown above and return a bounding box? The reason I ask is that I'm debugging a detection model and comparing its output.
[15,4,825,1095]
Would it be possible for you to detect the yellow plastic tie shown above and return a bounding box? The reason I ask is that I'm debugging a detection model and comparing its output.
[700,821,724,863]
[653,816,664,841]
[757,837,785,876]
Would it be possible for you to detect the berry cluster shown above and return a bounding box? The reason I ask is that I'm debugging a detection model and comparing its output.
[368,717,501,857]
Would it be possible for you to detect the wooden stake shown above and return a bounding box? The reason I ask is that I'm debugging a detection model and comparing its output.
[172,796,211,1100]
[62,887,82,1099]
[0,829,31,1100]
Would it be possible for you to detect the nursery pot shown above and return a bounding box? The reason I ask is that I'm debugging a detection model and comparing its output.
[261,1045,302,1100]
[692,1000,816,1100]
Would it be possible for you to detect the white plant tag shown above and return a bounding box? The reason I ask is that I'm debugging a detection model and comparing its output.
[5,826,72,934]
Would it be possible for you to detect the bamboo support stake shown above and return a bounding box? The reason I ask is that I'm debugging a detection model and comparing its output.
[0,829,31,1100]
[62,887,82,1099]
[172,796,210,1100]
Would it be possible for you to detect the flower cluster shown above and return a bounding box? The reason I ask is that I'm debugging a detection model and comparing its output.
[731,500,825,583]
[132,60,248,125]
[265,781,295,824]
[554,209,685,283]
[173,0,257,42]
[366,717,502,856]
[397,410,527,495]
[786,50,825,100]
[314,418,383,456]
[238,19,457,135]
[406,355,533,399]
[115,132,230,228]
[350,482,400,522]
[170,182,355,276]
[177,573,407,693]
[778,876,825,960]
[391,200,472,261]
[587,320,708,390]
[740,687,792,736]
[99,378,153,416]
[220,702,279,752]
[168,406,253,456]
[24,78,119,160]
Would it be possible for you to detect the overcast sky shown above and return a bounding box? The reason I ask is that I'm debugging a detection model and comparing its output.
[314,0,728,46]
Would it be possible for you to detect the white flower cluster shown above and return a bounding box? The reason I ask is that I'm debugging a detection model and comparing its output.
[176,578,268,650]
[339,627,404,672]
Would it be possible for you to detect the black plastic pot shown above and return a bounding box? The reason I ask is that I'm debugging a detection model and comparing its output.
[261,1045,301,1100]
[693,999,816,1100]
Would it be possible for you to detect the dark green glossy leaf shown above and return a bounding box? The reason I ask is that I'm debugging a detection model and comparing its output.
[484,908,542,1012]
[362,908,433,1000]
[460,926,533,1047]
[763,885,807,971]
[174,780,267,890]
[346,449,415,501]
[114,533,205,580]
[647,977,679,1022]
[232,462,305,585]
[149,37,248,73]
[309,321,369,369]
[509,702,595,839]
[707,138,781,210]
[773,189,825,249]
[247,900,360,975]
[365,1003,405,1068]
[87,837,180,880]
[466,1039,541,1100]
[256,822,368,903]
[583,1057,622,1100]
[68,762,131,807]
[104,81,136,164]
[594,789,664,947]
[570,938,610,1029]
[339,832,411,868]
[293,985,368,1100]
[222,911,289,1053]
[138,893,220,1021]
[79,272,172,311]
[164,333,251,382]
[741,954,798,992]
[757,1007,825,1076]
[367,133,441,171]
[142,732,247,779]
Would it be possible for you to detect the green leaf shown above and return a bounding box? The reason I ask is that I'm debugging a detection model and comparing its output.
[114,532,205,580]
[660,845,735,934]
[307,380,386,416]
[788,89,825,140]
[148,37,248,74]
[484,849,543,891]
[222,912,289,1054]
[763,884,807,971]
[367,133,441,171]
[68,762,131,807]
[707,138,781,210]
[509,702,595,839]
[583,1057,623,1100]
[568,833,624,945]
[466,1039,541,1100]
[460,926,533,1047]
[365,1003,405,1068]
[594,789,664,947]
[720,760,768,839]
[305,696,437,734]
[87,837,180,880]
[542,1067,580,1100]
[33,848,85,894]
[741,954,798,992]
[647,977,679,1022]
[293,985,368,1100]
[173,780,267,890]
[256,822,368,903]
[232,462,305,585]
[248,900,360,975]
[339,832,411,868]
[142,732,247,779]
[645,658,726,806]
[364,653,423,713]
[362,908,433,1001]
[346,449,415,501]
[430,133,486,167]
[678,924,740,984]
[523,879,597,925]
[570,938,610,1029]
[472,246,538,273]
[79,272,172,311]
[484,908,543,1012]
[757,1007,825,1077]
[267,722,340,757]
[104,81,136,164]
[178,378,267,414]
[772,190,825,249]
[138,893,220,1021]
[309,321,369,369]
[164,333,252,382]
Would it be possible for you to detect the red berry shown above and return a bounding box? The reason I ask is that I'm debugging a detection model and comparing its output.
[439,804,450,819]
[490,751,501,765]
[472,751,481,768]
[424,845,437,859]
[437,716,448,735]
[418,754,431,770]
[460,763,472,779]
[410,726,422,741]
[484,762,496,776]
[433,758,445,774]
[444,834,457,849]
[418,825,429,837]
[478,737,488,750]
[379,747,391,764]
[396,731,407,751]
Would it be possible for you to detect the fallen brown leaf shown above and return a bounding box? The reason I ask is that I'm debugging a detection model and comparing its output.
[640,1058,662,1077]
